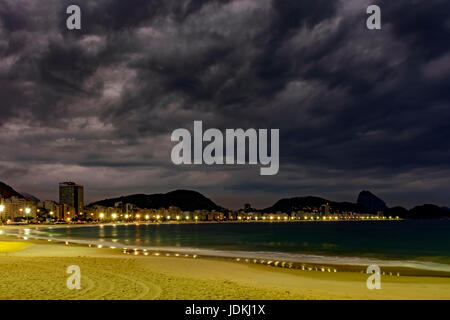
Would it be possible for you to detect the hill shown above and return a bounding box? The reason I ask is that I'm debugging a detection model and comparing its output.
[20,192,40,202]
[261,196,371,213]
[0,181,24,199]
[89,190,225,212]
[408,204,450,219]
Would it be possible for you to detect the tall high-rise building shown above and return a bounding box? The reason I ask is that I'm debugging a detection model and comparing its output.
[59,182,84,216]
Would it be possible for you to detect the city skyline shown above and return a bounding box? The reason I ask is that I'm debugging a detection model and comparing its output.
[1,179,448,212]
[0,0,449,209]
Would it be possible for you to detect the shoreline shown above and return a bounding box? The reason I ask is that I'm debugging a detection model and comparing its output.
[2,224,450,277]
[0,235,449,299]
[0,218,407,229]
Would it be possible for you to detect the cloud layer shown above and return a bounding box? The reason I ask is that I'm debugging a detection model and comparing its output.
[0,0,449,209]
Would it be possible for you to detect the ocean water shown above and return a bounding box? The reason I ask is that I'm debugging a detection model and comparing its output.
[25,220,450,271]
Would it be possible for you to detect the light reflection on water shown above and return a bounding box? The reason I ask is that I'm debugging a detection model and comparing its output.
[35,220,450,264]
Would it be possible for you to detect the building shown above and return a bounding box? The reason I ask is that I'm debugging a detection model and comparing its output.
[320,203,330,216]
[59,204,75,221]
[1,196,37,221]
[59,182,84,216]
[38,200,61,220]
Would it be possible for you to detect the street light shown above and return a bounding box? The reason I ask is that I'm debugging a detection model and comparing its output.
[25,207,31,224]
[0,204,4,224]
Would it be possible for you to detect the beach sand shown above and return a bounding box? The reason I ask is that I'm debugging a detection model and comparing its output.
[0,235,449,300]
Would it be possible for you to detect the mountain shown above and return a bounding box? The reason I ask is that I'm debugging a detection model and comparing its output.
[357,190,388,211]
[261,196,370,213]
[20,192,40,203]
[262,196,328,213]
[0,181,24,199]
[3,180,448,219]
[409,204,450,219]
[89,190,225,212]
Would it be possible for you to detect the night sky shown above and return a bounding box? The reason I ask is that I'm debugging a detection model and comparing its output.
[0,0,449,209]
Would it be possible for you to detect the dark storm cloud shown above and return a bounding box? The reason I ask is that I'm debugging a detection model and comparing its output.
[0,0,449,208]
[380,0,450,59]
[0,2,30,32]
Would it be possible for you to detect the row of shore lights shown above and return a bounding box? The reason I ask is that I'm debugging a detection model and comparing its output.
[235,258,339,272]
[237,215,400,221]
[98,213,197,221]
[94,213,400,221]
[57,240,403,277]
[0,234,337,275]
[0,206,399,223]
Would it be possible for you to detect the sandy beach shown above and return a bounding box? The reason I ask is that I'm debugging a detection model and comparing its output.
[0,233,449,300]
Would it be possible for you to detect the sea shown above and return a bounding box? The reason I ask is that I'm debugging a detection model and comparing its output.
[15,219,450,273]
